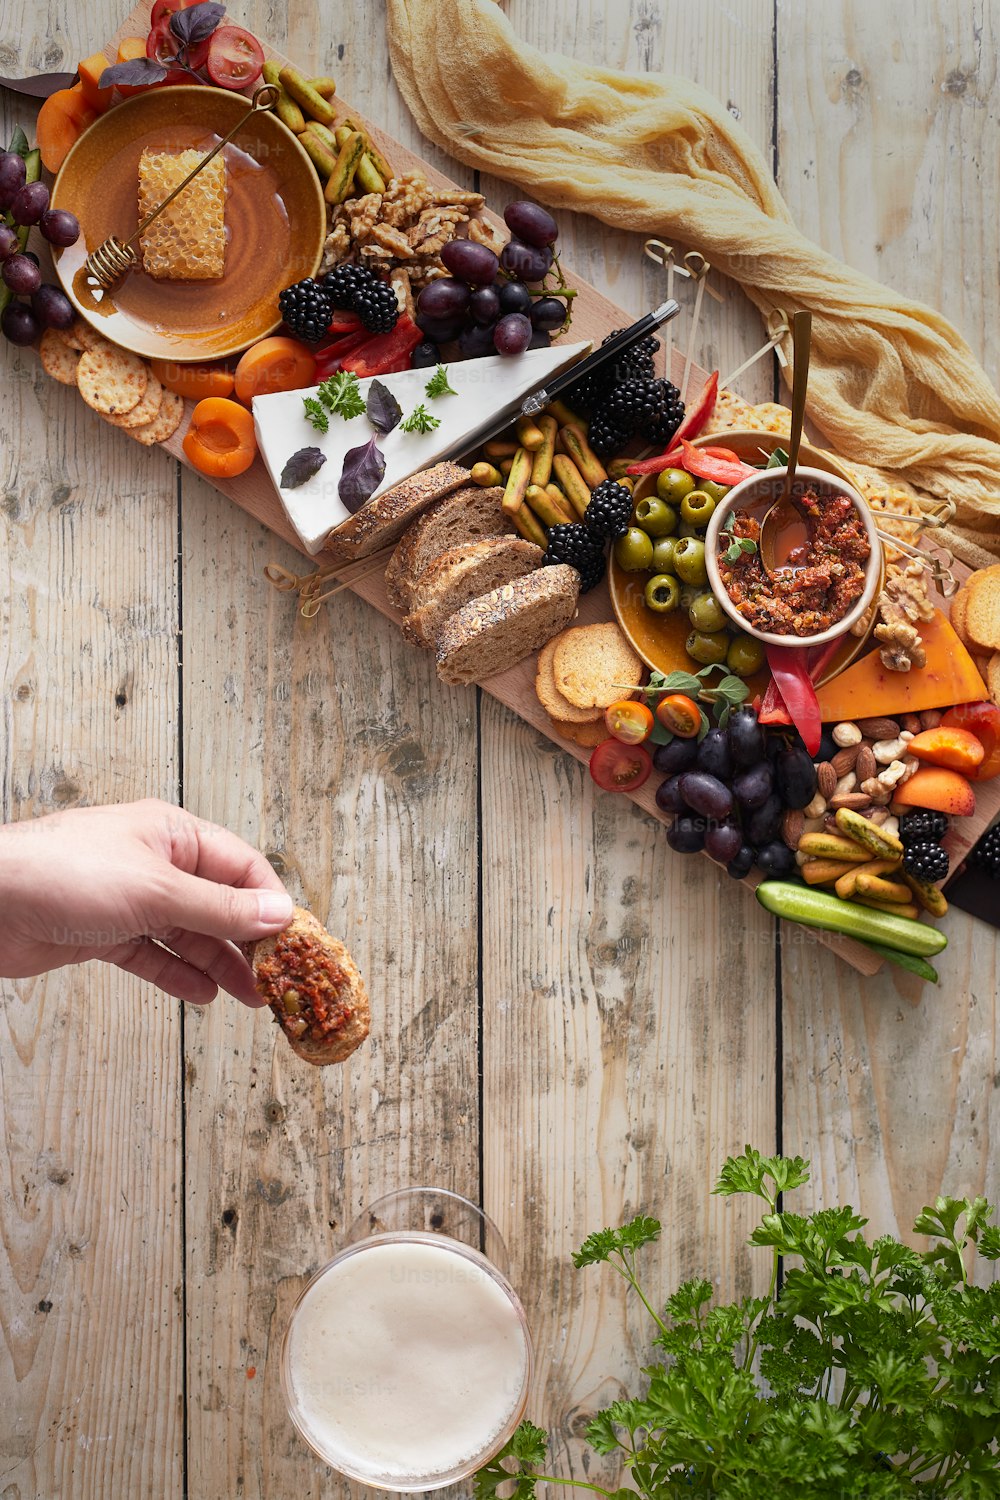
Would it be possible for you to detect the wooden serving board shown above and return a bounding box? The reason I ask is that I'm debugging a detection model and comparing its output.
[97,0,999,977]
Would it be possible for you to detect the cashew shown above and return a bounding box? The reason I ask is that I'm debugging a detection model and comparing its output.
[876,759,908,788]
[804,792,828,819]
[834,771,858,795]
[881,815,900,839]
[832,721,862,747]
[899,729,914,742]
[873,736,908,764]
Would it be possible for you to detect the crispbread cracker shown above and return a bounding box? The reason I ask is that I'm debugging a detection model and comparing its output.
[547,714,608,748]
[535,636,602,723]
[963,566,1000,652]
[58,317,104,352]
[108,370,163,429]
[553,622,643,709]
[128,387,184,445]
[77,343,147,416]
[39,328,80,386]
[987,652,1000,706]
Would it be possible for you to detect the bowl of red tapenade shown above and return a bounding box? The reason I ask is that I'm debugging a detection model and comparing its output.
[704,466,882,648]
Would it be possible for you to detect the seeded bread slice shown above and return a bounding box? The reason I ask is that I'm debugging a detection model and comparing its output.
[403,537,544,649]
[385,485,513,610]
[323,461,471,561]
[435,565,580,686]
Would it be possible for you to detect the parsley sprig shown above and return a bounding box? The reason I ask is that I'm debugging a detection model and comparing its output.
[424,365,456,399]
[476,1148,1000,1500]
[400,402,440,435]
[303,371,366,434]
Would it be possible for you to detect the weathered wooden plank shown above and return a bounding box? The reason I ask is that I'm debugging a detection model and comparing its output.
[0,3,184,1491]
[776,0,1000,1254]
[478,2,778,1483]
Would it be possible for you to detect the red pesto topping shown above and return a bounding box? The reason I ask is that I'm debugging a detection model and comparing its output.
[718,490,870,637]
[255,929,350,1043]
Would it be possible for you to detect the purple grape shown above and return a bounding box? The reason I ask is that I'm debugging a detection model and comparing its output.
[527,329,551,350]
[666,816,706,854]
[39,207,80,248]
[729,706,765,767]
[1,300,39,346]
[497,280,532,316]
[22,250,39,266]
[695,727,733,781]
[440,238,499,287]
[410,340,441,369]
[417,277,470,322]
[10,181,50,227]
[677,772,733,821]
[31,283,75,331]
[755,842,797,877]
[500,238,553,284]
[704,819,744,865]
[2,253,41,295]
[653,737,699,775]
[732,763,774,810]
[774,747,818,810]
[503,200,559,248]
[0,222,18,260]
[493,312,532,356]
[468,285,501,326]
[726,844,756,880]
[654,774,689,816]
[531,295,567,332]
[457,323,498,359]
[744,794,783,847]
[415,312,465,344]
[0,151,26,210]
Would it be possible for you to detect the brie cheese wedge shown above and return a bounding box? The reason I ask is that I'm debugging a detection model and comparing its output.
[253,341,591,554]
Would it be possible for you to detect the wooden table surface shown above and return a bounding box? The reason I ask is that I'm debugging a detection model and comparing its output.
[1,2,998,1496]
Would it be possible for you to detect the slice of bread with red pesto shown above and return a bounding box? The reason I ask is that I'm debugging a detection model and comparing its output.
[384,485,513,610]
[402,537,544,649]
[435,564,580,686]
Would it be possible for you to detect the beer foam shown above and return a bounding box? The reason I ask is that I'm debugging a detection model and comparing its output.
[287,1237,529,1483]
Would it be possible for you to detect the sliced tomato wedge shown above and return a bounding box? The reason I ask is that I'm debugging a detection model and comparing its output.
[146,16,209,82]
[655,693,701,738]
[206,24,265,89]
[589,740,653,793]
[604,699,654,745]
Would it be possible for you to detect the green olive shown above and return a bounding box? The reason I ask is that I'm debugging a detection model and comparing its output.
[727,634,766,677]
[673,536,708,586]
[699,480,731,504]
[677,520,699,538]
[687,590,728,634]
[633,496,678,538]
[650,536,680,575]
[655,467,697,506]
[613,526,654,572]
[680,489,717,529]
[686,629,730,666]
[644,573,681,614]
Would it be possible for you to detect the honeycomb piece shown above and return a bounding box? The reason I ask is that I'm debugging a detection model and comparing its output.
[138,149,227,281]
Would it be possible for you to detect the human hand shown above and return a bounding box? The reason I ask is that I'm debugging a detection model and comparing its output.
[0,799,294,1007]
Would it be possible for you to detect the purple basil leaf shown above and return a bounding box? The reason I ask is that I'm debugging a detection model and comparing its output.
[99,57,169,89]
[366,379,402,435]
[170,1,226,47]
[339,436,385,513]
[280,446,327,489]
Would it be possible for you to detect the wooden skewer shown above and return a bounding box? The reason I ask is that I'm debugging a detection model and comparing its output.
[298,548,395,618]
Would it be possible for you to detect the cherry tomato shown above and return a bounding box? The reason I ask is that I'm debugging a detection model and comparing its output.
[206,24,265,89]
[589,740,653,794]
[146,16,210,83]
[655,693,702,738]
[149,0,199,27]
[604,699,654,745]
[941,701,1000,780]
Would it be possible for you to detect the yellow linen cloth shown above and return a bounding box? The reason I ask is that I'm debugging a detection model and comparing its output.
[385,0,1000,555]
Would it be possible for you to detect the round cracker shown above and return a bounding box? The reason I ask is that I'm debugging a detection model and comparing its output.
[548,714,608,748]
[553,622,643,709]
[108,370,163,429]
[59,317,105,353]
[39,327,80,387]
[77,343,147,416]
[535,636,602,723]
[128,387,184,446]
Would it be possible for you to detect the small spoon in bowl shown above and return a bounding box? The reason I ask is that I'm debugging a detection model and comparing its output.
[758,309,812,576]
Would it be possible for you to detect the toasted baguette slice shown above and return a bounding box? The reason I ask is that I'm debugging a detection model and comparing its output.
[245,906,370,1066]
[403,537,543,649]
[553,622,643,709]
[385,485,513,610]
[435,565,580,686]
[324,462,471,561]
[964,566,1000,652]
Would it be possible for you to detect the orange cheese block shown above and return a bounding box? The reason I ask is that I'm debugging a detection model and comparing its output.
[815,609,987,722]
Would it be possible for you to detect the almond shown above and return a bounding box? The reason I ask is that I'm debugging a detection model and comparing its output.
[781,809,804,850]
[855,745,877,784]
[854,717,900,739]
[900,713,922,735]
[919,709,943,730]
[830,743,861,775]
[816,762,838,799]
[828,791,873,811]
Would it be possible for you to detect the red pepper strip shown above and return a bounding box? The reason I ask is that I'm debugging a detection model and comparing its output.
[695,444,741,463]
[807,635,844,684]
[328,310,363,335]
[765,644,822,755]
[341,315,422,378]
[677,439,755,486]
[314,330,371,377]
[627,369,719,474]
[757,676,793,727]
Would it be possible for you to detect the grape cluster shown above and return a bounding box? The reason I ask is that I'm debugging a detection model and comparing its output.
[653,708,818,878]
[413,200,571,363]
[0,151,79,347]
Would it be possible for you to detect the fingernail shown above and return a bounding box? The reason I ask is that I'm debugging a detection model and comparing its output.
[257,891,293,926]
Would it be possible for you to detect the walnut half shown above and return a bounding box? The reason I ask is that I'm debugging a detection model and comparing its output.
[875,619,927,672]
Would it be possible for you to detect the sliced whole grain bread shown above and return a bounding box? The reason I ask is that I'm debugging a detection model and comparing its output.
[435,564,580,686]
[323,461,471,561]
[385,485,513,610]
[402,537,543,648]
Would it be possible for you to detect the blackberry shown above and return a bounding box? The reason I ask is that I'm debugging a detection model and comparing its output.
[587,407,632,459]
[543,523,606,594]
[899,809,949,845]
[278,277,333,342]
[902,841,949,884]
[568,328,659,411]
[605,377,684,446]
[585,479,633,541]
[971,822,1000,879]
[323,263,399,333]
[638,377,685,446]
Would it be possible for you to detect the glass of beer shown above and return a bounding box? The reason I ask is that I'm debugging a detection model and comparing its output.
[281,1187,533,1490]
